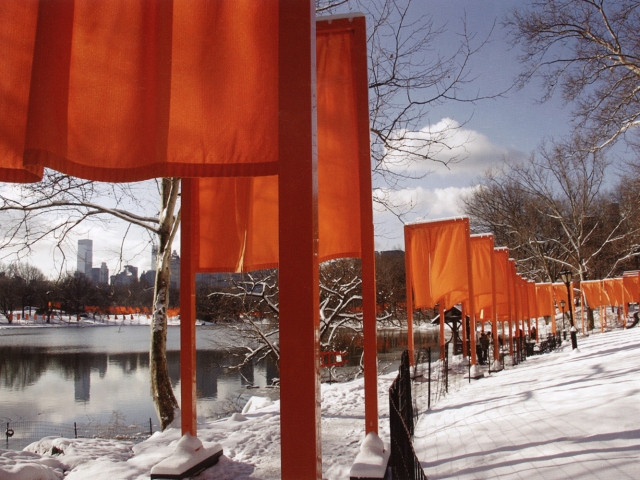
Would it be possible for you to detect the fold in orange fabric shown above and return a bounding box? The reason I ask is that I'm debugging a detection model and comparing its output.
[536,283,555,317]
[405,218,471,310]
[0,0,279,182]
[493,249,511,320]
[192,16,367,272]
[582,280,606,308]
[470,235,495,316]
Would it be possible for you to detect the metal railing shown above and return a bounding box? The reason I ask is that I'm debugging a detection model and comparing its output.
[4,418,155,451]
[389,350,428,480]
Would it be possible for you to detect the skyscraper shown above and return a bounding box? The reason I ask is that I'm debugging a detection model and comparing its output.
[77,239,93,276]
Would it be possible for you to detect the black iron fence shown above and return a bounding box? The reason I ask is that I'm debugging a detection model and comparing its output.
[389,350,428,480]
[4,418,155,451]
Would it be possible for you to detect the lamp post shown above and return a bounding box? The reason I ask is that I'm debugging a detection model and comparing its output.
[560,270,578,350]
[559,300,566,340]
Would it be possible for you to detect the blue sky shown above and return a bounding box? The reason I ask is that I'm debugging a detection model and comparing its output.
[372,1,576,250]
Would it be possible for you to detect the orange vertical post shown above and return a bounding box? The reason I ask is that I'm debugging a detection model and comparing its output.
[550,288,557,335]
[490,240,499,362]
[581,285,587,334]
[461,302,468,359]
[404,229,415,366]
[349,14,379,435]
[278,2,321,478]
[180,177,197,437]
[464,220,477,366]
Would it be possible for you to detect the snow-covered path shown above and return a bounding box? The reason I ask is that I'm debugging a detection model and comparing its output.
[414,327,640,479]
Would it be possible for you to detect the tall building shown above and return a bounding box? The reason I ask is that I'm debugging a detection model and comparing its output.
[91,262,109,285]
[110,265,138,285]
[170,251,180,288]
[151,244,158,271]
[99,262,109,284]
[77,239,93,276]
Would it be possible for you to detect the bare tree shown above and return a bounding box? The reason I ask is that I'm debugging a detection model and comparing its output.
[321,0,500,220]
[205,259,393,375]
[0,173,180,429]
[463,139,640,280]
[506,0,640,153]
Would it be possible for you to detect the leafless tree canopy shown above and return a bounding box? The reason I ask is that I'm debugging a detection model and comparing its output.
[462,139,640,281]
[506,0,640,152]
[319,0,499,218]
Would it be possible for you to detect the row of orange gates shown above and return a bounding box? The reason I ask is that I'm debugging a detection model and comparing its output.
[6,307,180,322]
[403,217,637,366]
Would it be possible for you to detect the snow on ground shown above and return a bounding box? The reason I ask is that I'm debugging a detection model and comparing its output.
[1,322,639,479]
[415,326,640,479]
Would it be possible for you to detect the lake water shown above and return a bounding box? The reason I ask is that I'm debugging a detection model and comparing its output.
[0,324,437,444]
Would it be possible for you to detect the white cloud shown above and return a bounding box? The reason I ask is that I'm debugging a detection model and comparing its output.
[373,184,482,251]
[385,118,525,177]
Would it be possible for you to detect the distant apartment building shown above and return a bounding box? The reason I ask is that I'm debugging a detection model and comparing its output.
[91,262,109,285]
[146,246,181,289]
[77,239,93,276]
[110,265,139,285]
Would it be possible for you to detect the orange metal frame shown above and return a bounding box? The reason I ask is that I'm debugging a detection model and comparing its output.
[179,9,378,479]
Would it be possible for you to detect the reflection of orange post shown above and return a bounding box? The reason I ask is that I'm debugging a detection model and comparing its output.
[278,4,321,478]
[404,229,415,366]
[180,178,197,437]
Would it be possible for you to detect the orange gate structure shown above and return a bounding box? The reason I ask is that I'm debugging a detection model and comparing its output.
[404,218,477,366]
[0,2,377,478]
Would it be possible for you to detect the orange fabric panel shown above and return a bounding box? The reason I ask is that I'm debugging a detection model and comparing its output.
[0,0,43,182]
[582,280,605,308]
[553,283,569,306]
[603,278,624,306]
[406,218,471,310]
[622,272,640,303]
[470,235,494,315]
[193,17,366,272]
[0,0,279,182]
[493,249,511,320]
[536,283,554,317]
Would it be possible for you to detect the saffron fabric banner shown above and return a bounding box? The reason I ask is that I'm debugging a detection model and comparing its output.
[553,283,570,306]
[470,235,495,317]
[536,283,555,318]
[623,272,640,303]
[494,249,511,320]
[405,218,471,310]
[191,17,368,272]
[0,0,280,182]
[582,280,606,308]
[603,278,624,306]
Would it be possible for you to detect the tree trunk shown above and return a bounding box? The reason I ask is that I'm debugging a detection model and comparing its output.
[150,178,180,430]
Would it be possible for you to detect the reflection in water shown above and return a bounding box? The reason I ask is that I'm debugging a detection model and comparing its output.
[0,347,277,401]
[0,325,436,426]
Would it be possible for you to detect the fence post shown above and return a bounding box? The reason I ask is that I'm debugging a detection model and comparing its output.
[74,422,77,439]
[150,418,153,436]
